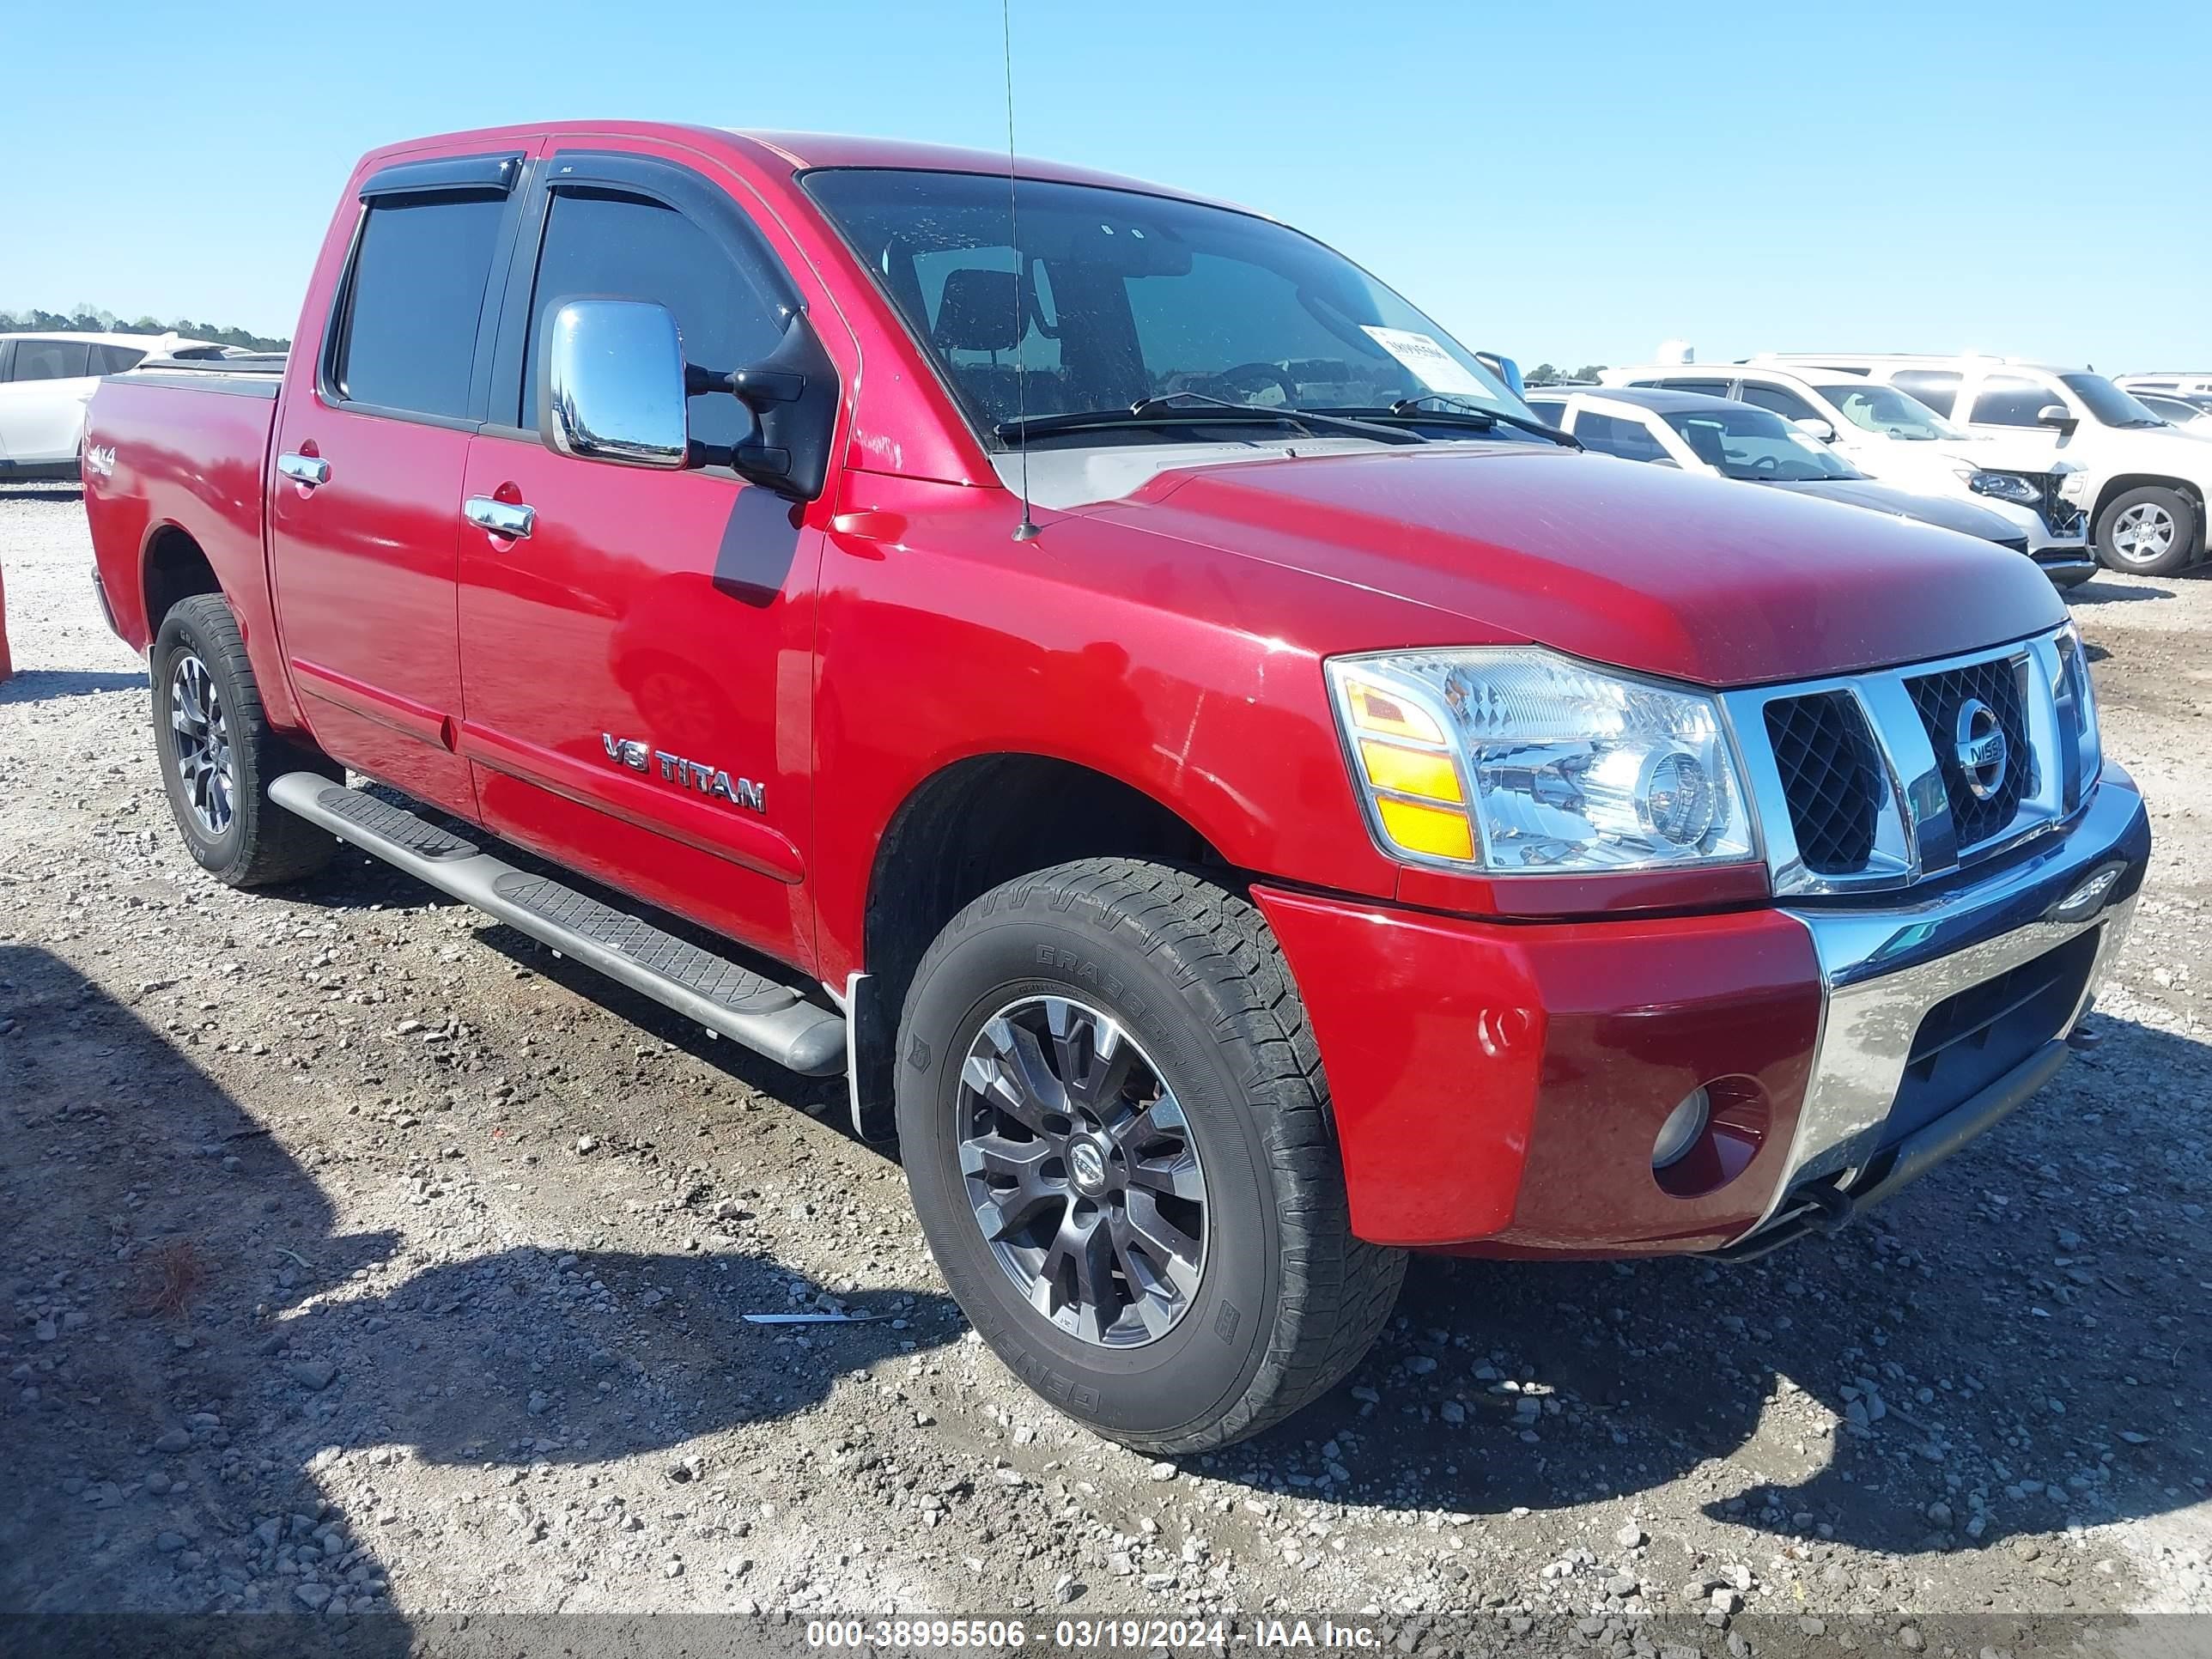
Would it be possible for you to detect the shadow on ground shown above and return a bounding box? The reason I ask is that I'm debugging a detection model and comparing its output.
[2069,578,2177,606]
[0,942,955,1649]
[265,784,852,1120]
[9,865,2208,1621]
[0,669,149,703]
[1207,1007,2211,1559]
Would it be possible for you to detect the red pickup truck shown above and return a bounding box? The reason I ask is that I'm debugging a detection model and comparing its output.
[83,123,2148,1452]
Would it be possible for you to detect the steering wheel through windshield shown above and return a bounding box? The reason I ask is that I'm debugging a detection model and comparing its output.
[1168,362,1301,408]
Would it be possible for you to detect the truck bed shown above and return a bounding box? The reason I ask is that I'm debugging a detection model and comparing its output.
[82,368,303,728]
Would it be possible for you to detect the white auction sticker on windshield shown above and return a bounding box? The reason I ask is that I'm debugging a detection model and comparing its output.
[1361,326,1490,397]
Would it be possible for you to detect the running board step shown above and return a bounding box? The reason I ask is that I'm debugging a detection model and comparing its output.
[269,775,845,1076]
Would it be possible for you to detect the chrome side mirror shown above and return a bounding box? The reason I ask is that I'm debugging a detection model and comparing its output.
[540,300,691,469]
[2035,403,2079,433]
[1791,416,1838,443]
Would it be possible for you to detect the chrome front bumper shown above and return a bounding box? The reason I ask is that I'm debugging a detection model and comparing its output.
[1729,765,2150,1250]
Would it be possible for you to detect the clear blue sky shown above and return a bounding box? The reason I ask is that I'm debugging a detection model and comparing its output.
[5,0,2206,372]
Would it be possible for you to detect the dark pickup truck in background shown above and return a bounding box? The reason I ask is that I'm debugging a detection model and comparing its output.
[82,121,2148,1451]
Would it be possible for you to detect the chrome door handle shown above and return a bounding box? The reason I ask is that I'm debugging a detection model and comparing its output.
[464,496,536,539]
[276,452,331,487]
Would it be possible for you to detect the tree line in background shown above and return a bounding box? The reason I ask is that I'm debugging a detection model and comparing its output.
[1,306,289,353]
[1525,363,1608,386]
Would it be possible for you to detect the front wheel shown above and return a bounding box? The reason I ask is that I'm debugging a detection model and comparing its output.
[2095,485,2198,576]
[895,859,1405,1453]
[151,594,340,887]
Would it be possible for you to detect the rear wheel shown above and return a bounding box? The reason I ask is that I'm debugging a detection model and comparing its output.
[151,594,339,887]
[2094,485,2197,576]
[896,858,1404,1453]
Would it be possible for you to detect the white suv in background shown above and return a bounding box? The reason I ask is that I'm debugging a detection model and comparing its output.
[2128,392,2212,435]
[0,331,225,479]
[1598,362,2089,566]
[1762,354,2212,577]
[2117,372,2212,399]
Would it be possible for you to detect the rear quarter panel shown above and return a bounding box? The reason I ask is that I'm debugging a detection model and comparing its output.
[82,377,303,730]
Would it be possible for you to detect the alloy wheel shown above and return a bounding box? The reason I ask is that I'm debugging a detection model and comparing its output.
[169,653,236,836]
[957,995,1208,1347]
[2111,501,2177,565]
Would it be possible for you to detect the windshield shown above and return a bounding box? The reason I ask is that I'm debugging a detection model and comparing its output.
[1661,404,1859,482]
[1814,382,1961,441]
[804,168,1530,447]
[2060,373,2166,428]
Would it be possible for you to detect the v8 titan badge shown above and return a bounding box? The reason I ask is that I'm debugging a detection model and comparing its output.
[602,734,766,813]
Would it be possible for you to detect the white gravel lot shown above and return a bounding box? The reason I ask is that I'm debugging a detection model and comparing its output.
[2,482,2208,1656]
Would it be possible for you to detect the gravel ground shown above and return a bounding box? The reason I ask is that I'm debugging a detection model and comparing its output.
[3,483,2208,1652]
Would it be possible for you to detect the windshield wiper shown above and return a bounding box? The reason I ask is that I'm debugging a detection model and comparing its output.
[1374,393,1583,449]
[995,392,1423,447]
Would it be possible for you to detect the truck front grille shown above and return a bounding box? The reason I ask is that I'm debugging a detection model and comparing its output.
[1905,653,2036,851]
[1725,623,2088,895]
[1765,693,1880,874]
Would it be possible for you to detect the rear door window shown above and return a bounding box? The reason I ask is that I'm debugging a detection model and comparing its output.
[1739,381,1818,422]
[87,344,148,375]
[332,192,508,419]
[1577,411,1671,462]
[520,189,787,449]
[9,339,92,381]
[1968,375,2058,427]
[1890,369,1961,416]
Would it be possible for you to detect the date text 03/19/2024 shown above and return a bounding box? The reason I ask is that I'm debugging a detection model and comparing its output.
[802,1617,1379,1649]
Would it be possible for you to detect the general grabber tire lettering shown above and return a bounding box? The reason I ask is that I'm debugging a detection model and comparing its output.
[895,858,1406,1452]
[151,594,340,888]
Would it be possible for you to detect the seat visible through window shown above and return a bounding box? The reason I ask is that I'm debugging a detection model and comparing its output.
[928,266,1065,425]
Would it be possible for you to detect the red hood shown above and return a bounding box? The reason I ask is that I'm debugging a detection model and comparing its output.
[1100,445,2066,687]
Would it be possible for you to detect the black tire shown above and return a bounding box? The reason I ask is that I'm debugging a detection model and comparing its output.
[896,858,1405,1453]
[151,594,339,887]
[2094,484,2198,576]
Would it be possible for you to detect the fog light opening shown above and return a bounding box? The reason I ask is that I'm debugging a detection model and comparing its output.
[1652,1075,1771,1199]
[1651,1087,1711,1171]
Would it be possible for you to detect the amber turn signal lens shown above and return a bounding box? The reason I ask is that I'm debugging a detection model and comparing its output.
[1358,740,1463,805]
[1376,797,1475,861]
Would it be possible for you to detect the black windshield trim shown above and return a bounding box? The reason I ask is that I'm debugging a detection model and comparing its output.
[1314,400,1582,449]
[994,403,1421,447]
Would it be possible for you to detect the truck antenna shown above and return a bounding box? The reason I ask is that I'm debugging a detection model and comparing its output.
[1003,0,1040,542]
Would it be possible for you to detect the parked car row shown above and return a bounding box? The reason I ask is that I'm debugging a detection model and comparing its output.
[1755,355,2212,578]
[1521,353,2212,581]
[1589,362,2095,578]
[0,331,227,478]
[1526,386,2098,587]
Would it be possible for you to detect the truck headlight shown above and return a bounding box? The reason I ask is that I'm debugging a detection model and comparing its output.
[1327,648,1757,873]
[1965,470,2041,507]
